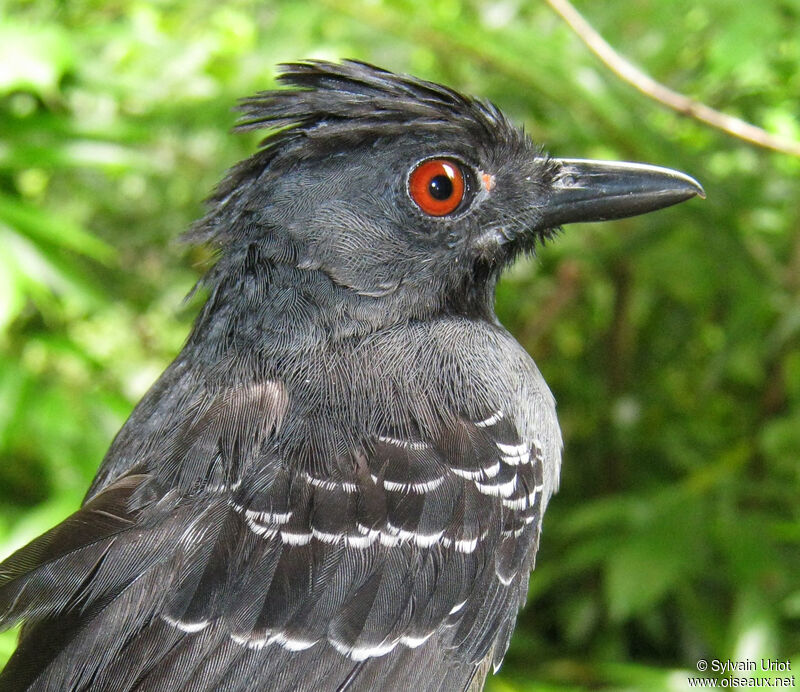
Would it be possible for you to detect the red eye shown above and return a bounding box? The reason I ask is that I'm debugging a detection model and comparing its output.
[408,159,466,216]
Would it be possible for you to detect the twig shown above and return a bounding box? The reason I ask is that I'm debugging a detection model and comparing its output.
[545,0,800,158]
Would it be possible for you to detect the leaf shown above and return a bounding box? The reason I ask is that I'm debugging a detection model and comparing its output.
[0,192,115,263]
[603,496,701,621]
[0,226,107,311]
[0,23,74,95]
[0,626,21,670]
[0,250,26,330]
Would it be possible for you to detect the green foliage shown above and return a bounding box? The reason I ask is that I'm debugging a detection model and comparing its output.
[0,1,798,689]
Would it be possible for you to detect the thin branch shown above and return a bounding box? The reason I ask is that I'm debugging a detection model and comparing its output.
[545,0,800,158]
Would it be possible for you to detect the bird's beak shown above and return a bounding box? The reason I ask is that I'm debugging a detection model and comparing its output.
[538,159,705,228]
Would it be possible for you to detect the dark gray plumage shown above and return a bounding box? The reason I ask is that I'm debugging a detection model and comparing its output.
[0,60,702,691]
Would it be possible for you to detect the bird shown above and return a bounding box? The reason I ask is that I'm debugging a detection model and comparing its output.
[0,60,703,691]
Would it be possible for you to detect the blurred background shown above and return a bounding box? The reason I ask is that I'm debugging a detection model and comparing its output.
[0,1,798,689]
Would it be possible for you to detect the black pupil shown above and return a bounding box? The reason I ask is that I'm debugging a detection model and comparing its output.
[428,174,453,200]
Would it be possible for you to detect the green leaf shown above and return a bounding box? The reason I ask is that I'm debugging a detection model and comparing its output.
[0,193,115,263]
[0,23,74,95]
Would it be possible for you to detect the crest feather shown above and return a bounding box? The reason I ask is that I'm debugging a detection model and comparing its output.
[188,60,516,245]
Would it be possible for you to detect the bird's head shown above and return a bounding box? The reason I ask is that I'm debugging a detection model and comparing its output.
[191,61,702,328]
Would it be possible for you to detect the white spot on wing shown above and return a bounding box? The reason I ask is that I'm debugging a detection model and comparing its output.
[411,530,445,548]
[502,451,530,466]
[378,530,400,547]
[281,531,312,546]
[385,523,445,548]
[331,638,399,661]
[502,484,543,510]
[162,615,210,633]
[244,508,292,524]
[377,435,430,451]
[230,631,318,652]
[382,476,445,493]
[454,536,479,553]
[496,569,515,586]
[475,475,518,498]
[303,472,358,493]
[311,528,343,544]
[243,517,278,538]
[231,632,267,649]
[449,600,467,615]
[501,525,526,539]
[268,631,318,651]
[451,468,483,480]
[345,532,378,548]
[400,631,435,648]
[482,460,501,478]
[207,479,242,493]
[475,411,503,428]
[496,442,528,456]
[496,441,531,465]
[356,522,379,536]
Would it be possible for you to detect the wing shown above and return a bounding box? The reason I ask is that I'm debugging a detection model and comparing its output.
[0,381,547,692]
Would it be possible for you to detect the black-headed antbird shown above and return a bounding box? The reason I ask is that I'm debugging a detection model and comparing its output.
[0,61,703,691]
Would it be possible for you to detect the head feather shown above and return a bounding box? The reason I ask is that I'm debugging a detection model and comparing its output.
[236,60,510,145]
[188,61,516,245]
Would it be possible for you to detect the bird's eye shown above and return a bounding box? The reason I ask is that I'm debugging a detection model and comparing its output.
[408,159,466,216]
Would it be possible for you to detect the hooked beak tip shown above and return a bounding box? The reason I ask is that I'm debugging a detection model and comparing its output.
[539,158,704,229]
